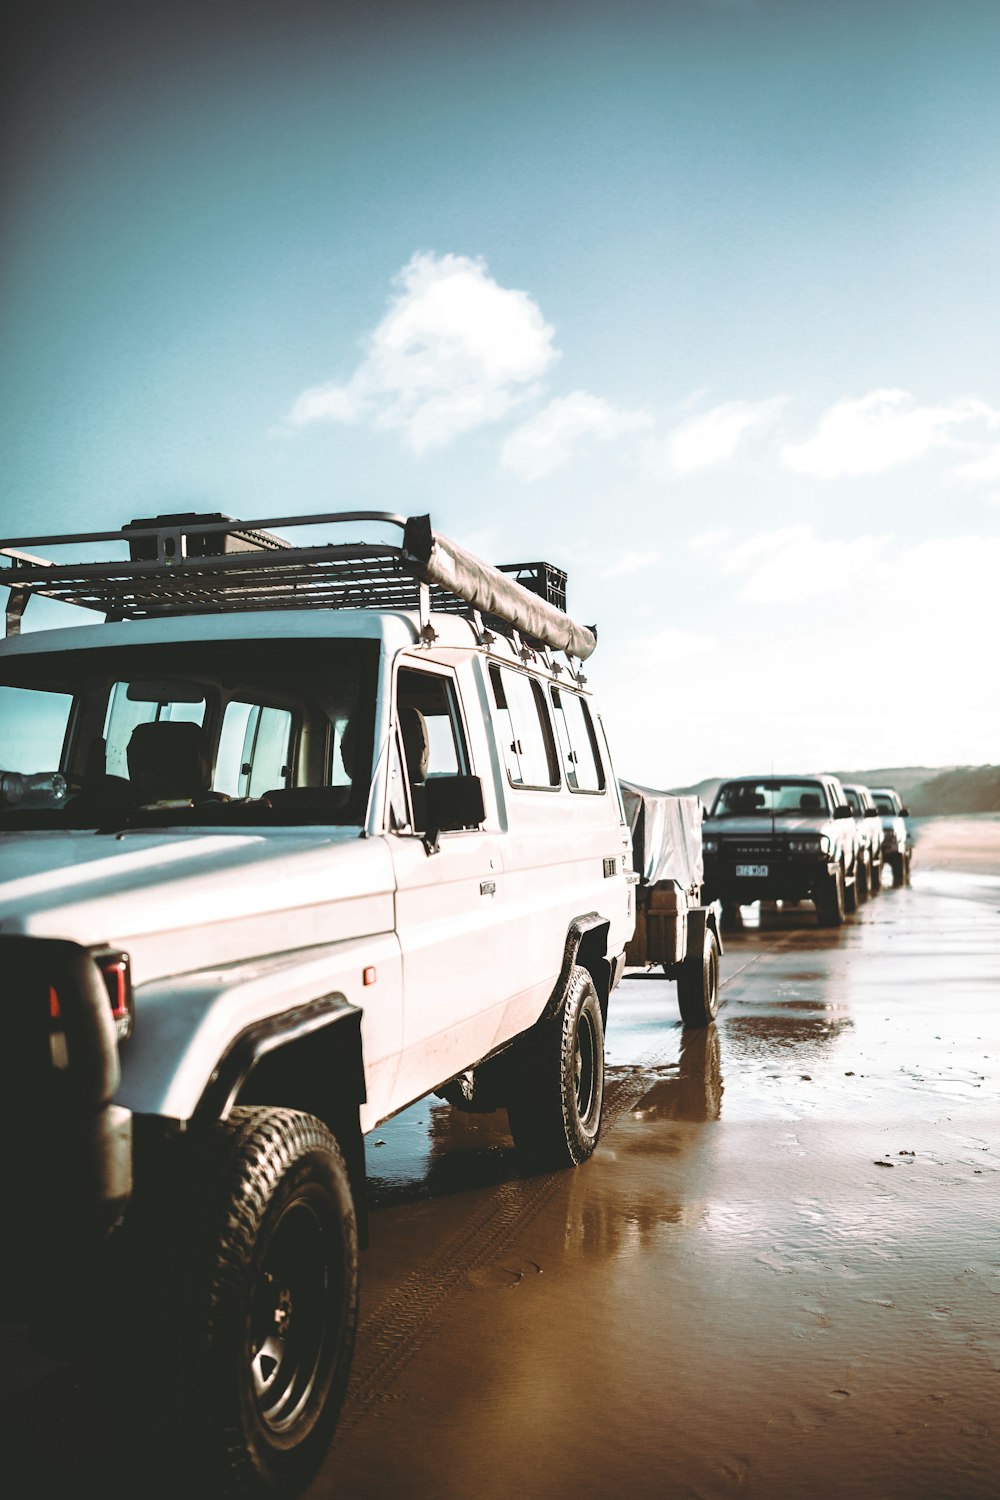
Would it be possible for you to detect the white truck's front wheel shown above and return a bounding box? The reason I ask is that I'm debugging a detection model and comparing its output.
[507,965,605,1169]
[181,1108,359,1497]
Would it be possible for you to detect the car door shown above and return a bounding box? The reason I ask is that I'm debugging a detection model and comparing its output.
[387,661,506,1111]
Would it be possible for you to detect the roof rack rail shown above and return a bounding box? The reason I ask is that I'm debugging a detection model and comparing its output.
[0,510,597,659]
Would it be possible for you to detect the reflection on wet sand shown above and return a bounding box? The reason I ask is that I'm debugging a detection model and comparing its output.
[629,1025,723,1122]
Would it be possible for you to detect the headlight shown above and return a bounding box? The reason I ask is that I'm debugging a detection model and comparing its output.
[703,837,718,854]
[787,835,830,855]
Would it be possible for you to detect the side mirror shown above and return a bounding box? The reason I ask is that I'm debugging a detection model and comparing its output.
[833,804,854,819]
[900,806,910,818]
[423,775,486,853]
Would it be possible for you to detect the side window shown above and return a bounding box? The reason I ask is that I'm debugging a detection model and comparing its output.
[0,687,73,774]
[395,668,470,833]
[549,687,605,793]
[104,681,206,779]
[489,665,560,789]
[216,702,293,798]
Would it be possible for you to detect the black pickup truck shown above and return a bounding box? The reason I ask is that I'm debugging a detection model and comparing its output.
[701,774,859,927]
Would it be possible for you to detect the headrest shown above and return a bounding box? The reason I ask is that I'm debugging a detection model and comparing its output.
[799,792,821,810]
[399,706,429,782]
[753,792,766,807]
[127,721,212,802]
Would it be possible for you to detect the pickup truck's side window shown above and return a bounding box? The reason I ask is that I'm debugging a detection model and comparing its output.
[549,686,605,793]
[395,667,470,833]
[489,665,560,789]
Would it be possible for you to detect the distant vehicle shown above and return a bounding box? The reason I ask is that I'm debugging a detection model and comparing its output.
[701,773,859,927]
[841,782,884,897]
[869,786,912,886]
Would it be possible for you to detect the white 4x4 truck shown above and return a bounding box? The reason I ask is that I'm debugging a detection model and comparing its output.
[0,510,634,1497]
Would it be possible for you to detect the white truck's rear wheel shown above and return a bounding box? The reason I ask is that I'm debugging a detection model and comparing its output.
[507,965,605,1169]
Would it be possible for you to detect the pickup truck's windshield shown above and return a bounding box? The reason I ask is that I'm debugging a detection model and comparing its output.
[711,779,831,817]
[0,639,378,830]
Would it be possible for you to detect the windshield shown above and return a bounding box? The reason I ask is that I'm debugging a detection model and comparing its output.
[872,793,897,815]
[710,779,831,817]
[0,639,378,831]
[844,788,861,813]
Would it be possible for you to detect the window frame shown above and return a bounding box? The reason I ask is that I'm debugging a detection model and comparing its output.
[488,663,562,793]
[548,683,607,796]
[390,662,476,835]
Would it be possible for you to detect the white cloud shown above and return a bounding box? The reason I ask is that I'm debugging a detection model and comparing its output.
[780,389,996,479]
[953,445,1000,487]
[600,549,662,579]
[501,390,652,480]
[287,252,558,451]
[666,397,787,473]
[702,524,889,603]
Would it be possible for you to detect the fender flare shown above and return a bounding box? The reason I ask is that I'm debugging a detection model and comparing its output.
[192,995,369,1245]
[542,912,612,1024]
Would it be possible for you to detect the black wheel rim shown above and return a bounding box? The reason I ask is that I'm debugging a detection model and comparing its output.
[249,1187,340,1434]
[573,1005,600,1131]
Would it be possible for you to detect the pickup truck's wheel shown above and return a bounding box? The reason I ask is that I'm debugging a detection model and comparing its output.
[844,867,859,913]
[871,859,882,894]
[890,852,910,887]
[856,854,870,902]
[179,1108,358,1497]
[507,965,604,1169]
[677,925,720,1028]
[815,866,845,927]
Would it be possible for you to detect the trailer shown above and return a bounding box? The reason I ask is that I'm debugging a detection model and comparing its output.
[621,780,722,1027]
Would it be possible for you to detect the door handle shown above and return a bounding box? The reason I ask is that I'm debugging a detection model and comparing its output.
[480,879,496,896]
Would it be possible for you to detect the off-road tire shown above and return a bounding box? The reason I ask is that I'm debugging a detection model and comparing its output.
[844,868,859,913]
[123,1108,359,1499]
[677,925,720,1029]
[815,866,845,927]
[506,965,605,1169]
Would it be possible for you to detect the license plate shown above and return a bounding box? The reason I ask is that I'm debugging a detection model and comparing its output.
[735,863,768,877]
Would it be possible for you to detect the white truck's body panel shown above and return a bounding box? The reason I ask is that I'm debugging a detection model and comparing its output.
[0,601,633,1135]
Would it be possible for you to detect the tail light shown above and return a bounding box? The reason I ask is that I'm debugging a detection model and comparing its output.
[91,947,134,1042]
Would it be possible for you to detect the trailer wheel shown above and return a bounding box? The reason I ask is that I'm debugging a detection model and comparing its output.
[507,965,605,1169]
[677,925,720,1028]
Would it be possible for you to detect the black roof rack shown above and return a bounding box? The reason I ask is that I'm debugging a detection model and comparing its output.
[0,510,597,660]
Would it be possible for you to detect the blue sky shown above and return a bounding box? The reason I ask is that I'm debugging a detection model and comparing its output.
[3,0,998,785]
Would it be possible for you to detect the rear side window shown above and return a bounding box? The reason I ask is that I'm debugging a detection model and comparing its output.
[489,665,560,789]
[104,680,206,779]
[216,702,294,798]
[550,687,605,793]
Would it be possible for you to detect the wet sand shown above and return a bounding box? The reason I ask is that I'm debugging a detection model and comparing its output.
[3,817,999,1498]
[318,819,1000,1500]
